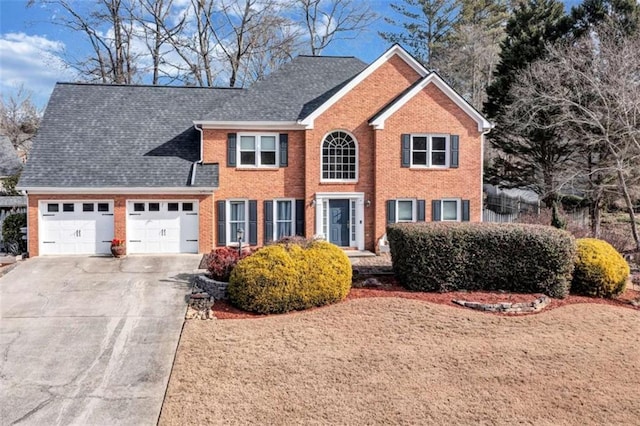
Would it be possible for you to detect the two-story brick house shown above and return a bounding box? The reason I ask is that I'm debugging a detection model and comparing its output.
[18,45,492,256]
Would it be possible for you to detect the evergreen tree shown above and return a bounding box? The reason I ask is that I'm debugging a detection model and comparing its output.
[571,0,640,37]
[483,0,573,206]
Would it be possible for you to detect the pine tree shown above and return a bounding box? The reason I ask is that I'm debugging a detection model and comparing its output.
[483,0,573,207]
[571,0,640,37]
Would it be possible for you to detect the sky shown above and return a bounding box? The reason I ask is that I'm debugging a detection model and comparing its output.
[0,0,581,109]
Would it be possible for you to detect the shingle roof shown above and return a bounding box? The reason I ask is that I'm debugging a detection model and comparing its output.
[19,83,239,188]
[202,55,368,122]
[0,136,22,177]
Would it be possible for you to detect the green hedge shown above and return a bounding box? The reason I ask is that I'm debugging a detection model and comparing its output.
[387,223,575,298]
[228,240,352,314]
[2,213,27,255]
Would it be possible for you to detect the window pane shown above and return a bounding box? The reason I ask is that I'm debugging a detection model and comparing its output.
[398,201,413,221]
[230,202,245,221]
[413,152,427,165]
[97,203,109,212]
[83,203,94,212]
[47,203,59,213]
[443,201,458,221]
[63,203,74,212]
[277,222,292,238]
[240,152,256,165]
[261,151,276,165]
[261,136,276,150]
[240,136,255,150]
[413,137,427,151]
[182,202,194,211]
[277,201,292,220]
[134,203,145,212]
[148,203,160,212]
[432,152,447,166]
[432,137,447,151]
[168,203,179,211]
[230,223,240,241]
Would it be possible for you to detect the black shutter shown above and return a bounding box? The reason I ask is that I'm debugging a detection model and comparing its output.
[279,134,288,167]
[462,200,470,222]
[227,133,237,167]
[264,200,273,244]
[401,134,411,167]
[417,200,426,222]
[450,135,459,168]
[216,200,226,246]
[248,200,257,245]
[432,200,441,221]
[386,200,396,224]
[295,199,305,236]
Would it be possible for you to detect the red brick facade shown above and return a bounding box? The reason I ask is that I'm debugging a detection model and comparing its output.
[27,49,486,256]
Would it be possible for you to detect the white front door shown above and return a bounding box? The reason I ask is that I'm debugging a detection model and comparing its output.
[39,201,114,255]
[126,200,199,254]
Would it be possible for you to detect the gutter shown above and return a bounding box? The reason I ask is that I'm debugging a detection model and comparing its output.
[191,124,204,186]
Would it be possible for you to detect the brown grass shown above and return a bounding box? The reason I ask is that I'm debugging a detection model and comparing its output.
[160,298,640,425]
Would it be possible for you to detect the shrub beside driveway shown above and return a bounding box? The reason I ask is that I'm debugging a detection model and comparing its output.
[160,298,640,425]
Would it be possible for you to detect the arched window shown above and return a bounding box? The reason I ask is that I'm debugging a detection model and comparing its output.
[321,131,357,181]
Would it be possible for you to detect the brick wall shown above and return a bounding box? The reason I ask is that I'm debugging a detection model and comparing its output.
[27,193,213,256]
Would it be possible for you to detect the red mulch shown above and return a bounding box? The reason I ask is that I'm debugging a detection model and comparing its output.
[210,277,640,320]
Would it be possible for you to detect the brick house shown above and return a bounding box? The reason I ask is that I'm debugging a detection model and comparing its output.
[18,45,492,256]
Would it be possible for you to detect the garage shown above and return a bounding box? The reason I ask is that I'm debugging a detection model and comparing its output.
[39,201,115,255]
[127,200,199,254]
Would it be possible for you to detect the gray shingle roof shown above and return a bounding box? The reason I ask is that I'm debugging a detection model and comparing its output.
[19,83,239,188]
[202,55,368,121]
[0,136,22,177]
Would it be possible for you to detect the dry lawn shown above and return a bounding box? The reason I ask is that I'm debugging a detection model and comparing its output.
[160,298,640,425]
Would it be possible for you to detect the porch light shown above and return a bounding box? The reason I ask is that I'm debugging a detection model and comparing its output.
[366,200,371,207]
[310,199,316,207]
[237,228,244,255]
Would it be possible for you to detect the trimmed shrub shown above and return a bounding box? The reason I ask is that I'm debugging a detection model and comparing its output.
[571,238,629,298]
[2,213,27,255]
[227,240,351,314]
[206,247,252,281]
[387,222,575,298]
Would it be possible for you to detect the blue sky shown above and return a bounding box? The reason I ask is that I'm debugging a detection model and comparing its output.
[0,0,581,109]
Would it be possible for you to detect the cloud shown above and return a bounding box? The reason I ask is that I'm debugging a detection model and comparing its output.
[0,32,75,107]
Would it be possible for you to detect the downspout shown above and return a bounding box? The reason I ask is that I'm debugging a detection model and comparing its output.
[191,124,204,186]
[480,127,493,222]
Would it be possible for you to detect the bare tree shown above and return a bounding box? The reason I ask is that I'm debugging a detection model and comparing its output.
[506,24,640,249]
[297,0,376,56]
[27,0,139,84]
[0,87,42,156]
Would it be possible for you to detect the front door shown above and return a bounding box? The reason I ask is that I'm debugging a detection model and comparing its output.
[329,199,350,246]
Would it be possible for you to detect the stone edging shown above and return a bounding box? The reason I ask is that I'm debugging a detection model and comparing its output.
[194,274,229,300]
[452,295,550,314]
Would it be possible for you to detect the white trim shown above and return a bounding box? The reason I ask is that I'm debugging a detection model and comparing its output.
[409,134,450,168]
[226,199,249,247]
[194,120,304,130]
[439,198,462,222]
[237,132,279,169]
[370,73,494,132]
[313,192,365,250]
[299,45,429,129]
[320,130,359,183]
[20,187,215,194]
[395,198,417,223]
[273,198,296,241]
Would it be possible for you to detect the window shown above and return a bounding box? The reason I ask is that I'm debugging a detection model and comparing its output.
[134,203,145,212]
[321,131,357,181]
[83,203,94,212]
[148,203,160,212]
[275,200,294,239]
[168,203,179,211]
[47,203,59,213]
[397,200,415,222]
[411,134,449,167]
[98,203,109,212]
[182,202,194,211]
[63,203,74,212]
[387,199,425,224]
[229,201,247,244]
[238,133,278,167]
[441,199,460,221]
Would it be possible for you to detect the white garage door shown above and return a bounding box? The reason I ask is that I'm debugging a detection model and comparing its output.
[40,201,115,255]
[127,200,199,254]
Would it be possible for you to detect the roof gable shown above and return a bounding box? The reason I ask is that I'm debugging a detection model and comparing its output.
[297,44,429,129]
[369,73,493,132]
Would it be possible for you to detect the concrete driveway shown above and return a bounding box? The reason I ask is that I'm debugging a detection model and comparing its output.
[0,255,199,426]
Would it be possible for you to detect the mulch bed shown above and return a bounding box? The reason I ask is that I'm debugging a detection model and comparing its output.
[210,275,640,320]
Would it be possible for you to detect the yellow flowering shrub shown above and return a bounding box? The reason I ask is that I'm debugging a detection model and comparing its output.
[571,238,629,298]
[227,240,352,314]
